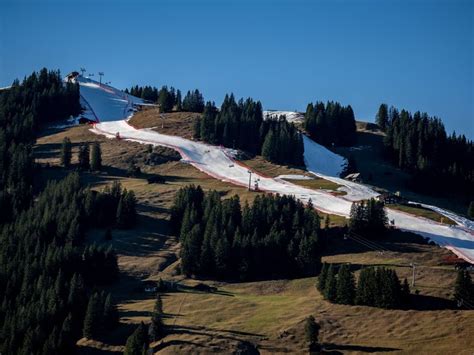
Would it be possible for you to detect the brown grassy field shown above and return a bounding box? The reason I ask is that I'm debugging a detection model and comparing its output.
[35,124,474,354]
[128,109,201,139]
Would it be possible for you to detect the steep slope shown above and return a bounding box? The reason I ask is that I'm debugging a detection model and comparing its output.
[75,75,144,122]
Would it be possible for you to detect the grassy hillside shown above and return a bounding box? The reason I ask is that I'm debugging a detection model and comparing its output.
[34,123,474,354]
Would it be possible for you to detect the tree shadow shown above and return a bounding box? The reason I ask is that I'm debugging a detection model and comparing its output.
[90,321,137,348]
[407,293,456,311]
[323,229,431,258]
[152,339,206,352]
[168,324,264,341]
[322,342,400,353]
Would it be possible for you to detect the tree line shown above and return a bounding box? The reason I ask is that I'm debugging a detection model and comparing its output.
[125,85,204,113]
[0,69,82,218]
[194,94,304,166]
[376,103,474,199]
[317,263,410,309]
[171,185,323,280]
[61,138,103,171]
[0,69,127,354]
[349,198,388,239]
[0,174,121,354]
[304,101,357,147]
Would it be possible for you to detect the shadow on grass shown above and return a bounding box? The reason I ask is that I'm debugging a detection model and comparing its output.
[408,293,456,311]
[88,321,137,348]
[152,339,206,352]
[322,343,400,353]
[168,324,264,341]
[323,229,431,258]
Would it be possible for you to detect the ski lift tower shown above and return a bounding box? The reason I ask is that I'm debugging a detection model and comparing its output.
[247,170,252,191]
[98,72,104,86]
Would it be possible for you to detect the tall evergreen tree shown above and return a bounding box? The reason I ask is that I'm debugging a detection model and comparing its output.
[90,142,102,171]
[376,103,389,131]
[317,262,329,292]
[60,137,72,168]
[116,190,137,229]
[401,278,411,306]
[454,269,473,308]
[468,201,474,220]
[83,293,102,339]
[336,264,355,305]
[324,264,337,302]
[103,293,119,329]
[124,322,149,355]
[149,295,165,341]
[78,143,90,170]
[304,315,320,351]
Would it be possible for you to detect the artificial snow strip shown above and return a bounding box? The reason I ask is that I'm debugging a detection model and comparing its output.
[80,78,474,263]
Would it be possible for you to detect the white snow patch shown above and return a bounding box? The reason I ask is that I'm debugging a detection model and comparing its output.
[277,174,314,180]
[263,110,304,123]
[74,76,143,122]
[408,202,474,230]
[303,135,346,177]
[49,116,79,129]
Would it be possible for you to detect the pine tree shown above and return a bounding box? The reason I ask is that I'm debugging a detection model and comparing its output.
[468,201,474,220]
[90,142,102,171]
[103,293,119,329]
[60,137,72,168]
[58,313,75,354]
[324,264,337,302]
[376,103,389,131]
[317,262,329,292]
[176,89,182,111]
[336,264,355,305]
[454,269,473,308]
[78,143,90,170]
[124,322,149,355]
[116,190,137,229]
[355,267,376,306]
[261,130,276,162]
[401,278,411,306]
[149,295,165,341]
[304,315,320,351]
[83,293,102,339]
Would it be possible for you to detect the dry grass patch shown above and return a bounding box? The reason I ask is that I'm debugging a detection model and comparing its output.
[241,155,310,178]
[129,109,201,139]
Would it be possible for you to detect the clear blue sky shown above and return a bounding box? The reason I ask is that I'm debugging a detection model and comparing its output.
[1,0,473,138]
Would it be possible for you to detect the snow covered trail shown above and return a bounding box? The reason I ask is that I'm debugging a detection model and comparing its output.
[408,202,474,231]
[302,135,379,201]
[80,83,474,263]
[75,76,143,122]
[91,120,353,217]
[90,120,474,263]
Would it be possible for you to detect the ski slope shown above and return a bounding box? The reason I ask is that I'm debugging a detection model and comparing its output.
[74,76,144,122]
[80,80,474,264]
